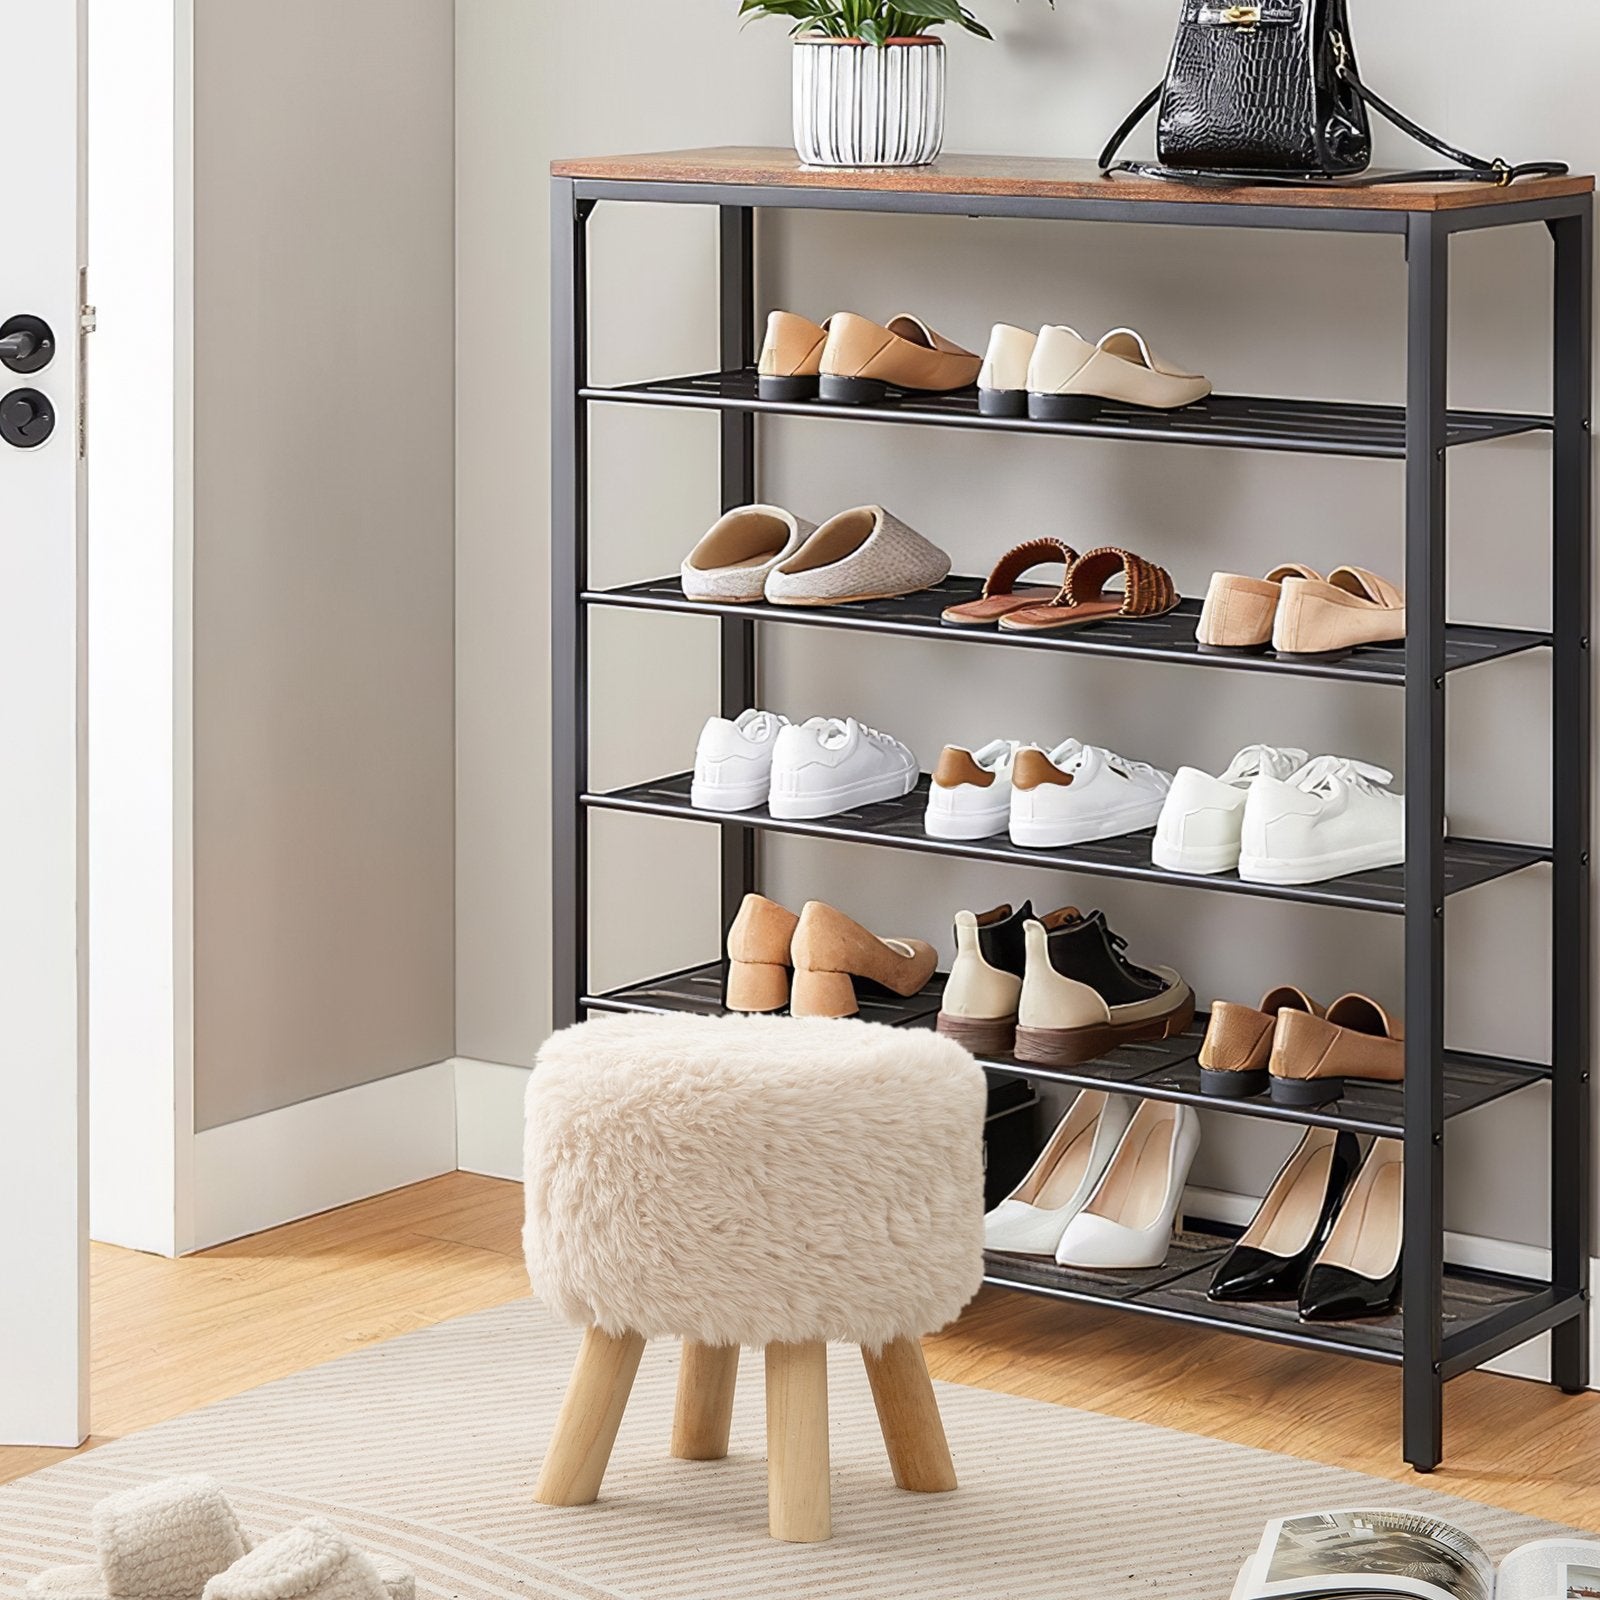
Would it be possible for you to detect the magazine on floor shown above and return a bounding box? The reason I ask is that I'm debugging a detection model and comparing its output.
[1230,1510,1600,1600]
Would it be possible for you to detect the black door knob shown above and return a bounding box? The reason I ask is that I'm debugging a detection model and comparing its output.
[0,388,55,448]
[0,315,55,375]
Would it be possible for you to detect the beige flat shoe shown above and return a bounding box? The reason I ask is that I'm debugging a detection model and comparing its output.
[1027,326,1210,421]
[789,899,937,1018]
[1269,992,1404,1106]
[817,312,981,405]
[1195,564,1322,653]
[1198,985,1324,1099]
[1272,566,1405,658]
[757,310,831,401]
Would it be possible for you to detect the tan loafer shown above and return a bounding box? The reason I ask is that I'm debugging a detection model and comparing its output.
[817,312,981,405]
[1198,985,1323,1098]
[789,899,937,1018]
[757,310,830,401]
[1195,564,1322,653]
[1027,325,1210,421]
[1272,565,1405,658]
[1269,992,1404,1106]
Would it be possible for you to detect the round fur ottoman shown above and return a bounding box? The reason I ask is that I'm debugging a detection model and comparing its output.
[524,1010,986,1542]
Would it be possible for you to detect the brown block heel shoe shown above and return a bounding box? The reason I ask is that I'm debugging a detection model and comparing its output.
[789,900,937,1019]
[724,893,800,1013]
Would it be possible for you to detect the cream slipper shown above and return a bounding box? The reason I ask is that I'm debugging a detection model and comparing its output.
[763,505,951,607]
[26,1479,413,1600]
[203,1521,391,1600]
[680,505,817,604]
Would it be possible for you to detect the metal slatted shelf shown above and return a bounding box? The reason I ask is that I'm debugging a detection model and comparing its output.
[582,368,1552,459]
[583,772,1549,914]
[587,577,1549,685]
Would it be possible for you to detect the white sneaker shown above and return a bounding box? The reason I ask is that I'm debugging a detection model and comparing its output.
[1152,744,1309,876]
[1238,755,1405,885]
[1009,740,1173,848]
[925,739,1020,840]
[768,716,917,821]
[690,709,790,812]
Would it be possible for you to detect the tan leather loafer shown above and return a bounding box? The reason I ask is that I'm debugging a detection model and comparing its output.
[1195,564,1322,653]
[1272,566,1405,658]
[757,310,830,401]
[1199,985,1323,1098]
[789,899,937,1018]
[817,312,980,405]
[1269,992,1404,1106]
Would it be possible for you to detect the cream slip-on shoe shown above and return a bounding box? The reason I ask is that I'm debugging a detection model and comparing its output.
[764,504,951,606]
[976,323,1040,417]
[681,504,817,604]
[1272,565,1405,658]
[26,1479,413,1600]
[817,312,981,405]
[1195,564,1322,653]
[756,310,830,401]
[983,1090,1139,1256]
[1027,325,1211,421]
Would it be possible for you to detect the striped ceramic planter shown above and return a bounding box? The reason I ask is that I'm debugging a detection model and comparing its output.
[793,36,946,169]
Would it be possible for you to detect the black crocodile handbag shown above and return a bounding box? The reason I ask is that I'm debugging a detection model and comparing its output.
[1099,0,1567,187]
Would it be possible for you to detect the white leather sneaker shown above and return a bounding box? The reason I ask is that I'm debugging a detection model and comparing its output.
[1053,1100,1201,1270]
[925,739,1020,840]
[1238,755,1406,885]
[983,1091,1138,1256]
[1009,740,1173,848]
[768,716,917,820]
[1152,744,1309,876]
[691,709,790,812]
[977,323,1039,418]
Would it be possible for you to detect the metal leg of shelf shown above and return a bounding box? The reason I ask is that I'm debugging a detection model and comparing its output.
[719,205,758,929]
[1403,213,1448,1474]
[1549,202,1594,1395]
[552,179,593,1028]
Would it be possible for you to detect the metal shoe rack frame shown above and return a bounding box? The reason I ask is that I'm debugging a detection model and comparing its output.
[550,161,1594,1471]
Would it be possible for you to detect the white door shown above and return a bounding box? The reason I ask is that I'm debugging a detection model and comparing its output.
[0,0,89,1446]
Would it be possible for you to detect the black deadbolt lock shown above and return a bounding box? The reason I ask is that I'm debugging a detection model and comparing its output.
[0,315,55,375]
[1,388,55,448]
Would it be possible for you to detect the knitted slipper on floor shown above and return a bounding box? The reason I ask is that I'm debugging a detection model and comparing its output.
[203,1520,391,1600]
[26,1479,413,1600]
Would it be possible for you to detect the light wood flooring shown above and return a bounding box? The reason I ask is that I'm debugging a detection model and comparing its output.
[3,1173,1596,1526]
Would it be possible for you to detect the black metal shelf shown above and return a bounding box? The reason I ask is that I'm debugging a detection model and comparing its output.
[584,771,1549,914]
[588,578,1549,686]
[583,368,1551,460]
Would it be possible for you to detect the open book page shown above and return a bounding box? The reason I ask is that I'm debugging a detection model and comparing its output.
[1497,1538,1600,1600]
[1241,1511,1497,1600]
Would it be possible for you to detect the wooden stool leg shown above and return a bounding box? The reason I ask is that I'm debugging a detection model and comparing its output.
[672,1340,740,1460]
[764,1340,830,1542]
[862,1336,957,1493]
[534,1326,646,1506]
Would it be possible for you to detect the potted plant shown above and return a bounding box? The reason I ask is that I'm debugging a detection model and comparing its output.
[739,0,1040,169]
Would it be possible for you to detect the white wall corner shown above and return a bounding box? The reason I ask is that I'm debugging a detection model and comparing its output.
[191,1061,458,1250]
[453,1057,530,1181]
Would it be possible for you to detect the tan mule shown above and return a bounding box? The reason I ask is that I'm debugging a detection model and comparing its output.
[817,312,981,406]
[1272,565,1406,658]
[789,900,937,1018]
[1196,563,1322,653]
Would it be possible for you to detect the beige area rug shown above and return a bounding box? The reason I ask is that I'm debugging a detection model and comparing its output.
[0,1300,1588,1600]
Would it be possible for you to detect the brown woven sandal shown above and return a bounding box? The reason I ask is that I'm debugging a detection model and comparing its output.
[998,546,1181,634]
[941,537,1079,627]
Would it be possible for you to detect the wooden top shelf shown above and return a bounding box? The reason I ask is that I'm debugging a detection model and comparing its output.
[551,145,1593,214]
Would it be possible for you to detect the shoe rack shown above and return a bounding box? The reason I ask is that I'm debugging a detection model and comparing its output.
[549,150,1595,1472]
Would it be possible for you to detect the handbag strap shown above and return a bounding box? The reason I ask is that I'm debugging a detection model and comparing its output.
[1098,39,1568,188]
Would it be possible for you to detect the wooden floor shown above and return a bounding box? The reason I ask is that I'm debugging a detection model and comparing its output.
[4,1172,1596,1525]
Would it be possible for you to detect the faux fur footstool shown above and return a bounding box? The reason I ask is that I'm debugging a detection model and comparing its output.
[524,1010,987,1543]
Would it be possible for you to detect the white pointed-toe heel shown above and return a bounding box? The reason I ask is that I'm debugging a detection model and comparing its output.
[983,1090,1137,1256]
[1053,1100,1200,1270]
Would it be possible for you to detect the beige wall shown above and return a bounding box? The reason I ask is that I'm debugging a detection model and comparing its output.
[193,0,456,1131]
[454,1,1598,1247]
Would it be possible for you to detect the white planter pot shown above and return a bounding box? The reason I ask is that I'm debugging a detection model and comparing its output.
[793,36,946,169]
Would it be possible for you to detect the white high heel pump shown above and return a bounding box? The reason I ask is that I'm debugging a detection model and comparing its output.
[1053,1100,1201,1270]
[983,1090,1137,1256]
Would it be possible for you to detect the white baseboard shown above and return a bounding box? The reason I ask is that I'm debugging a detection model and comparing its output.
[192,1061,458,1249]
[453,1057,529,1179]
